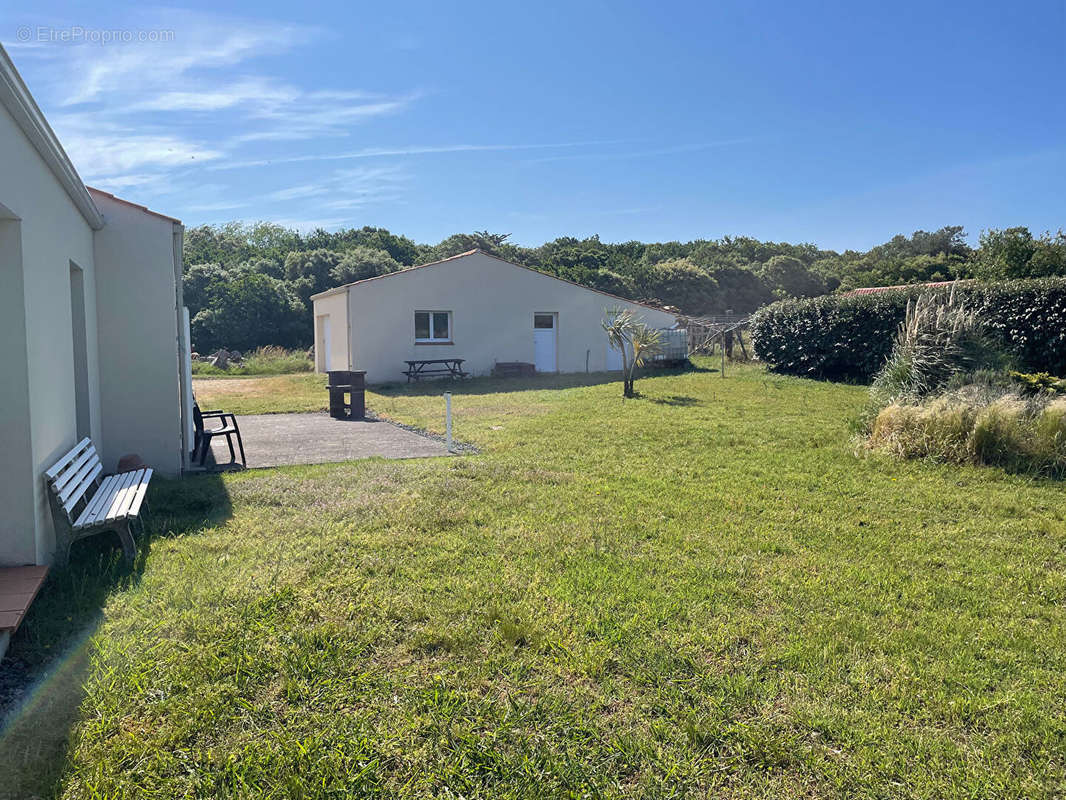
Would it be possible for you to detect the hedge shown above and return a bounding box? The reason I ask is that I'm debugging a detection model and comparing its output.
[750,278,1066,382]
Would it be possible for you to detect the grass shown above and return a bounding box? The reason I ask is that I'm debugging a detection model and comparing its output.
[4,360,1066,798]
[190,346,313,377]
[194,373,327,414]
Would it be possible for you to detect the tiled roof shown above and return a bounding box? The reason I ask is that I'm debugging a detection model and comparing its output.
[844,280,959,296]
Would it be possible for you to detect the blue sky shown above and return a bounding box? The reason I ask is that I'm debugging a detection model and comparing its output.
[5,1,1064,250]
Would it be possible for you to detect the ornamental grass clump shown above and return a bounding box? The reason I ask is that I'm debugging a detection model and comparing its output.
[869,392,1066,477]
[871,286,1002,404]
[869,397,978,463]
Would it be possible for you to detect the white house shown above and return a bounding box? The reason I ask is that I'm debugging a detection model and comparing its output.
[0,44,192,572]
[311,249,679,383]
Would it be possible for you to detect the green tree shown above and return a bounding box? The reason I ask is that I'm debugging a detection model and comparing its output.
[284,249,344,312]
[758,255,828,300]
[329,246,402,284]
[182,263,228,318]
[642,259,719,312]
[190,273,305,353]
[974,227,1066,280]
[590,269,637,299]
[705,266,773,313]
[428,232,519,261]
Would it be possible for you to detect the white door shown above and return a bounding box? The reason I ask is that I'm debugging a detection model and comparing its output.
[318,315,332,372]
[533,313,557,372]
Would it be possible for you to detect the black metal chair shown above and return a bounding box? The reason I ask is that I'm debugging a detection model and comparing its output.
[193,402,246,469]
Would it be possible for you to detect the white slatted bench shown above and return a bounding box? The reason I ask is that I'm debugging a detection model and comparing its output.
[44,438,152,566]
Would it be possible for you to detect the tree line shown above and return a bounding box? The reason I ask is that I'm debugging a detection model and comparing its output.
[183,222,1066,353]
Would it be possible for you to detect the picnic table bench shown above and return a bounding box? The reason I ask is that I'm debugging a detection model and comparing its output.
[403,358,469,382]
[44,438,151,566]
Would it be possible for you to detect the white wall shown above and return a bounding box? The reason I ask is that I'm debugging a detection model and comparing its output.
[0,102,98,565]
[313,290,350,373]
[91,191,183,477]
[0,211,35,566]
[316,252,677,384]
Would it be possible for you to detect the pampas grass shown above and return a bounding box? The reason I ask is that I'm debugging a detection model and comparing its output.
[871,286,1004,404]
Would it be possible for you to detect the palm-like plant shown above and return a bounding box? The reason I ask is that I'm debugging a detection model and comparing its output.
[603,308,663,398]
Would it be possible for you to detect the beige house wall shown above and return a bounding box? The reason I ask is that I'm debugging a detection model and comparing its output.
[314,252,677,384]
[313,290,350,372]
[0,47,186,566]
[0,100,99,565]
[91,191,184,477]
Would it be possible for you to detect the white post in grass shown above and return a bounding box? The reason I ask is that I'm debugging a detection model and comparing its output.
[444,392,453,453]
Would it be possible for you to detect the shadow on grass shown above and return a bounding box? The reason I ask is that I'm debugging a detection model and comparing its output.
[0,472,232,800]
[372,363,711,399]
[647,394,703,407]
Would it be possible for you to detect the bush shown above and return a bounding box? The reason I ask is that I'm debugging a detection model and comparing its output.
[1009,370,1066,396]
[752,278,1066,382]
[868,392,1066,477]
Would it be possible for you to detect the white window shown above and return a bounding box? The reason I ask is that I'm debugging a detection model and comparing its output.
[415,311,451,342]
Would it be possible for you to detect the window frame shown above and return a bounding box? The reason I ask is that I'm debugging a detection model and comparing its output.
[414,310,453,343]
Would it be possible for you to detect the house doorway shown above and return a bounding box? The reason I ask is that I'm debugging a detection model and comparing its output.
[533,313,557,372]
[69,262,90,439]
[316,314,331,372]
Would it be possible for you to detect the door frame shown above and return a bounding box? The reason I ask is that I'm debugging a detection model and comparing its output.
[316,314,331,372]
[533,312,558,373]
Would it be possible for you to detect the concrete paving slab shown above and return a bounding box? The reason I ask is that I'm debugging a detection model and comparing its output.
[204,412,449,469]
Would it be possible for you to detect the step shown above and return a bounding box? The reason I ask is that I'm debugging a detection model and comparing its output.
[0,565,49,633]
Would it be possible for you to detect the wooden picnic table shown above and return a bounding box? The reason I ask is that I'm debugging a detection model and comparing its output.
[404,358,469,382]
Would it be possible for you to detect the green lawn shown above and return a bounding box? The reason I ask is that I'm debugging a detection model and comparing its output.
[193,373,327,415]
[5,361,1066,798]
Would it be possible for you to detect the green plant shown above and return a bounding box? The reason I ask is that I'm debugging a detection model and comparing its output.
[751,277,1066,382]
[602,308,663,397]
[871,288,1001,403]
[1009,370,1066,396]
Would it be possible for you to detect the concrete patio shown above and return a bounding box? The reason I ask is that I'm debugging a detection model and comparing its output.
[203,412,449,469]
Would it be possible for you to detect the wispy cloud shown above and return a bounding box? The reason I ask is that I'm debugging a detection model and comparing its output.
[12,9,419,193]
[52,113,223,177]
[130,78,302,112]
[52,16,318,106]
[526,140,755,164]
[266,165,409,211]
[184,200,250,213]
[5,8,747,231]
[232,93,418,143]
[213,140,631,170]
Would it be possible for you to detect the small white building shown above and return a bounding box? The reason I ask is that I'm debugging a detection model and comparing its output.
[311,249,678,383]
[0,45,192,569]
